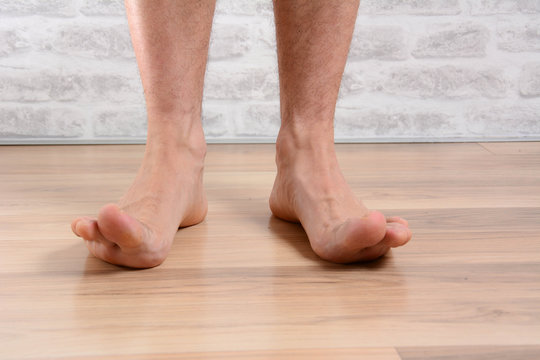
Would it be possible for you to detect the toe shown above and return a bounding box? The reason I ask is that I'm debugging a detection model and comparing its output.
[71,216,94,237]
[384,222,412,248]
[76,217,117,248]
[354,222,411,262]
[71,218,82,237]
[73,218,122,265]
[85,238,120,265]
[82,220,160,268]
[73,217,96,240]
[80,204,165,268]
[386,216,409,227]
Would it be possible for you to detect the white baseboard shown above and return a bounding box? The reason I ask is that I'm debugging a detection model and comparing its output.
[0,136,539,145]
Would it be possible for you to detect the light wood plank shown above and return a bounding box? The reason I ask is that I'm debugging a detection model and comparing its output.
[479,141,540,155]
[1,143,539,359]
[397,345,540,360]
[39,348,402,360]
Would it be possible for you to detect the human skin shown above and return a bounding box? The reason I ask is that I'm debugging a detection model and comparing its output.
[71,0,412,268]
[71,0,214,268]
[269,0,411,262]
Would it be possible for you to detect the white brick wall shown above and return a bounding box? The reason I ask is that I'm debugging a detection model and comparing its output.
[1,0,539,143]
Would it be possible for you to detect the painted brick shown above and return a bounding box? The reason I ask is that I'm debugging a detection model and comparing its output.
[520,0,540,13]
[520,62,540,97]
[93,108,146,137]
[349,26,408,61]
[251,18,277,55]
[235,103,280,137]
[0,106,85,138]
[204,65,252,100]
[0,29,31,57]
[44,24,134,59]
[204,64,279,101]
[371,65,508,99]
[86,73,144,103]
[202,106,233,138]
[0,71,142,103]
[0,0,76,17]
[497,21,540,52]
[79,0,125,16]
[469,0,540,14]
[209,23,252,60]
[93,106,235,138]
[470,0,520,14]
[0,71,84,102]
[340,65,366,98]
[215,0,273,16]
[467,104,540,136]
[335,107,458,138]
[412,22,490,58]
[359,0,461,15]
[1,1,539,143]
[94,104,235,139]
[94,105,235,138]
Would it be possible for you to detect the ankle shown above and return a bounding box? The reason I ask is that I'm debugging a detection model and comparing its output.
[276,113,335,148]
[146,117,206,160]
[275,129,336,169]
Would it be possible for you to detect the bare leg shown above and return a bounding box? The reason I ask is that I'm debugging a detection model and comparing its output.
[71,0,215,268]
[270,0,412,263]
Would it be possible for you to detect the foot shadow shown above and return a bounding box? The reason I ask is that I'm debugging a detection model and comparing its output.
[267,215,395,271]
[42,242,81,272]
[267,215,409,311]
[45,241,146,275]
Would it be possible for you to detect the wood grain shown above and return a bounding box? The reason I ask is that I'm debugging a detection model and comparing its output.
[0,143,539,359]
[397,346,540,360]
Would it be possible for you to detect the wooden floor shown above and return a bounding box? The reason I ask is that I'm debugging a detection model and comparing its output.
[1,143,539,360]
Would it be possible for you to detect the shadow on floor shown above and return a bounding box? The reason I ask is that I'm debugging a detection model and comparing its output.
[266,214,397,271]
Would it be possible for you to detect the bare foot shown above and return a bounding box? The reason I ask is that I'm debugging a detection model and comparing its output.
[270,140,412,263]
[71,144,207,268]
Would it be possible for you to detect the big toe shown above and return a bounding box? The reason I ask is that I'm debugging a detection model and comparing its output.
[314,211,387,263]
[97,203,146,249]
[338,211,388,249]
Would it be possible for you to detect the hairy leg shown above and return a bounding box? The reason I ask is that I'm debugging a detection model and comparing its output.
[71,0,216,268]
[270,0,412,263]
